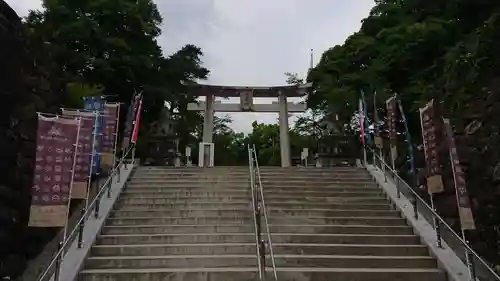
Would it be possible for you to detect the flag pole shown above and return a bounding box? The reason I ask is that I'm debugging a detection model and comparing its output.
[63,117,82,243]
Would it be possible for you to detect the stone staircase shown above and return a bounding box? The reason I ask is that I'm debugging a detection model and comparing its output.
[259,166,446,281]
[77,165,447,281]
[78,166,261,281]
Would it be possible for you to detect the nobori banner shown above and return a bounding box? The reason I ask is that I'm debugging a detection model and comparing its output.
[29,114,80,227]
[83,97,104,175]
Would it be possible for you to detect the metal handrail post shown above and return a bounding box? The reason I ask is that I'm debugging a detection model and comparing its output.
[247,145,264,280]
[253,144,278,281]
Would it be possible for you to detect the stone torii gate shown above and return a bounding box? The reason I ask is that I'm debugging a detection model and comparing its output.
[187,83,311,167]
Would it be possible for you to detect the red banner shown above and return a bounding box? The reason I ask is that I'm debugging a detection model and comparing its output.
[29,115,80,227]
[419,100,444,194]
[443,118,475,230]
[131,98,143,144]
[102,103,120,170]
[122,93,142,150]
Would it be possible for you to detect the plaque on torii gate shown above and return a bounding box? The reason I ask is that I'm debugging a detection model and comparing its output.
[186,83,311,167]
[240,91,254,112]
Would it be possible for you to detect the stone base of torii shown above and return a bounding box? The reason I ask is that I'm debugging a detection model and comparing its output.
[186,83,311,167]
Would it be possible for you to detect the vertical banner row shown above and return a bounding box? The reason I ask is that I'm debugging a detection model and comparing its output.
[29,115,80,227]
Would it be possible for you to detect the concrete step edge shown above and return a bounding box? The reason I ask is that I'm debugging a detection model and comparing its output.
[103,224,410,228]
[79,267,443,274]
[86,254,434,260]
[98,233,418,238]
[91,243,427,248]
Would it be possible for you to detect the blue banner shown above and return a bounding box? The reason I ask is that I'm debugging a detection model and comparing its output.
[84,96,104,175]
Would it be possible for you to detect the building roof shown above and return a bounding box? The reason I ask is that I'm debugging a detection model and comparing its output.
[186,83,312,97]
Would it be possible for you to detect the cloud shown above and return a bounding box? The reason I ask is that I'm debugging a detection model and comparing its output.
[6,0,375,133]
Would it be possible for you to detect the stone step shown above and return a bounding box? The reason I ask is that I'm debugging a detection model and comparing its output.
[84,254,436,270]
[119,193,386,202]
[78,267,445,281]
[101,224,413,235]
[267,201,392,209]
[110,209,253,218]
[120,186,381,195]
[109,210,403,223]
[126,180,376,186]
[120,189,383,197]
[114,201,252,209]
[109,209,399,222]
[106,216,253,226]
[130,175,373,181]
[91,243,429,257]
[127,180,249,185]
[96,233,420,245]
[260,181,376,186]
[132,172,249,176]
[136,167,361,172]
[101,224,254,235]
[114,200,391,210]
[125,182,377,189]
[125,182,249,188]
[115,195,387,206]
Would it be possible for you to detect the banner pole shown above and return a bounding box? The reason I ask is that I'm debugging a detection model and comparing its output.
[62,117,82,244]
[111,103,121,173]
[84,112,98,211]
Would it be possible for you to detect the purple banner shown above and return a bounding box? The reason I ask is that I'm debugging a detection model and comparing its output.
[29,115,79,227]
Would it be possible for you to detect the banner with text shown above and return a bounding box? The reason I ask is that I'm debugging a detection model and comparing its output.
[62,109,95,199]
[386,95,398,162]
[29,115,80,227]
[101,103,120,171]
[443,118,475,230]
[419,100,444,194]
[84,97,103,174]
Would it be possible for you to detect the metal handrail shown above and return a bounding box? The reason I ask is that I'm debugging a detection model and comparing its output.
[248,145,264,280]
[252,144,278,281]
[368,147,500,281]
[37,145,135,281]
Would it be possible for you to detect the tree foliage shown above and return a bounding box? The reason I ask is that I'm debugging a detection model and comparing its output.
[0,0,211,278]
[308,0,500,267]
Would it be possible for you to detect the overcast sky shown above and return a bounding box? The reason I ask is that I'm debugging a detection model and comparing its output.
[7,0,374,133]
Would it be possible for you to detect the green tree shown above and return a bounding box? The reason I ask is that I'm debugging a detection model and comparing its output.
[308,0,500,268]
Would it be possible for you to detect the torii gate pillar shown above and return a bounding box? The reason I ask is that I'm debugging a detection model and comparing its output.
[278,92,291,167]
[202,93,214,143]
